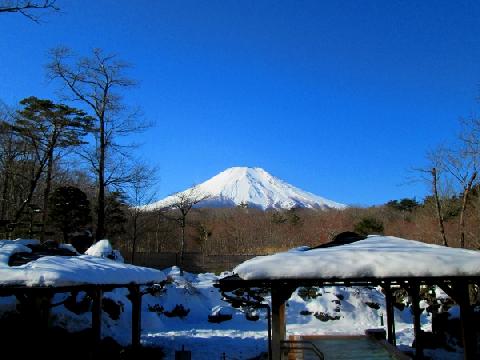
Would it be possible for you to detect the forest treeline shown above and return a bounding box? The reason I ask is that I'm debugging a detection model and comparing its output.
[116,193,480,261]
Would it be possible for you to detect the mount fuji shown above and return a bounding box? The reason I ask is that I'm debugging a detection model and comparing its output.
[144,167,347,211]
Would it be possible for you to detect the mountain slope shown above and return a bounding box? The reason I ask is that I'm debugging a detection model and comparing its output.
[144,167,346,210]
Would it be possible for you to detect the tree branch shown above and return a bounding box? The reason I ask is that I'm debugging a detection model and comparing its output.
[0,1,59,22]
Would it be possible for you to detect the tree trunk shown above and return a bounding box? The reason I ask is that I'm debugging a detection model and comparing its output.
[96,116,106,241]
[180,221,185,274]
[1,158,10,221]
[459,172,477,248]
[0,134,14,222]
[40,150,54,242]
[131,211,138,265]
[13,155,49,225]
[432,168,448,247]
[155,213,161,252]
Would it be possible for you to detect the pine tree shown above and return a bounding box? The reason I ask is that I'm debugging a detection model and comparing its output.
[12,97,92,239]
[48,186,91,243]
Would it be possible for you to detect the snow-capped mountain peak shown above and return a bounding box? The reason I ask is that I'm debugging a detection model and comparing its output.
[144,167,346,210]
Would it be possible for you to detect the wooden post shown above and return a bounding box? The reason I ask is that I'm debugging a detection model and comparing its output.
[384,284,396,346]
[266,305,273,360]
[91,287,103,347]
[25,289,53,346]
[271,286,287,360]
[409,282,423,359]
[454,281,476,360]
[130,284,142,350]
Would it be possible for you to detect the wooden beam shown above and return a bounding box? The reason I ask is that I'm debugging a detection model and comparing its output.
[271,286,286,360]
[383,283,396,346]
[129,285,142,349]
[38,290,53,336]
[91,287,103,347]
[453,281,477,360]
[266,305,272,360]
[271,285,294,360]
[408,282,423,359]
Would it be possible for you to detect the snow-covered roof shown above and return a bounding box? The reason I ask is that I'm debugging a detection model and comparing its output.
[233,236,480,280]
[0,239,165,287]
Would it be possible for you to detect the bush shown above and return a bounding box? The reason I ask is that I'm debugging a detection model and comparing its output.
[297,287,321,300]
[300,310,312,316]
[102,297,123,320]
[364,301,380,310]
[148,304,164,314]
[164,304,190,318]
[208,313,232,323]
[64,292,91,315]
[314,312,340,321]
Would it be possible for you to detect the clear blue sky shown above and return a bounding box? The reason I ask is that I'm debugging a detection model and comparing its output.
[1,0,480,206]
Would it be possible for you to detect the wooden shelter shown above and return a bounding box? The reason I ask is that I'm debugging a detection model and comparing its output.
[0,282,148,348]
[0,239,165,351]
[218,235,480,359]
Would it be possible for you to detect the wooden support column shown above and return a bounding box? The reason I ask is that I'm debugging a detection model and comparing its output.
[129,284,142,350]
[384,283,396,346]
[454,281,476,360]
[91,287,103,347]
[409,282,423,359]
[22,289,53,346]
[271,285,291,360]
[38,290,52,331]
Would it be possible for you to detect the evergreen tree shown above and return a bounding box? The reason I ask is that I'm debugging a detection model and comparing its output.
[12,97,92,239]
[104,191,128,240]
[48,186,91,243]
[287,207,302,226]
[386,198,419,212]
[354,217,384,236]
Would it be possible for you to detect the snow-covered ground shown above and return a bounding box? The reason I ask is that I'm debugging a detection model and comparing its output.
[141,268,464,359]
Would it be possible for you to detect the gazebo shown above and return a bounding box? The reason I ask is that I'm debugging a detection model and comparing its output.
[218,234,480,359]
[0,239,166,351]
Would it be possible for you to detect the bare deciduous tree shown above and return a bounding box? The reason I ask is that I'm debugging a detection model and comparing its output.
[426,132,478,248]
[125,163,158,264]
[0,1,58,22]
[160,186,210,272]
[47,47,147,240]
[431,167,449,247]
